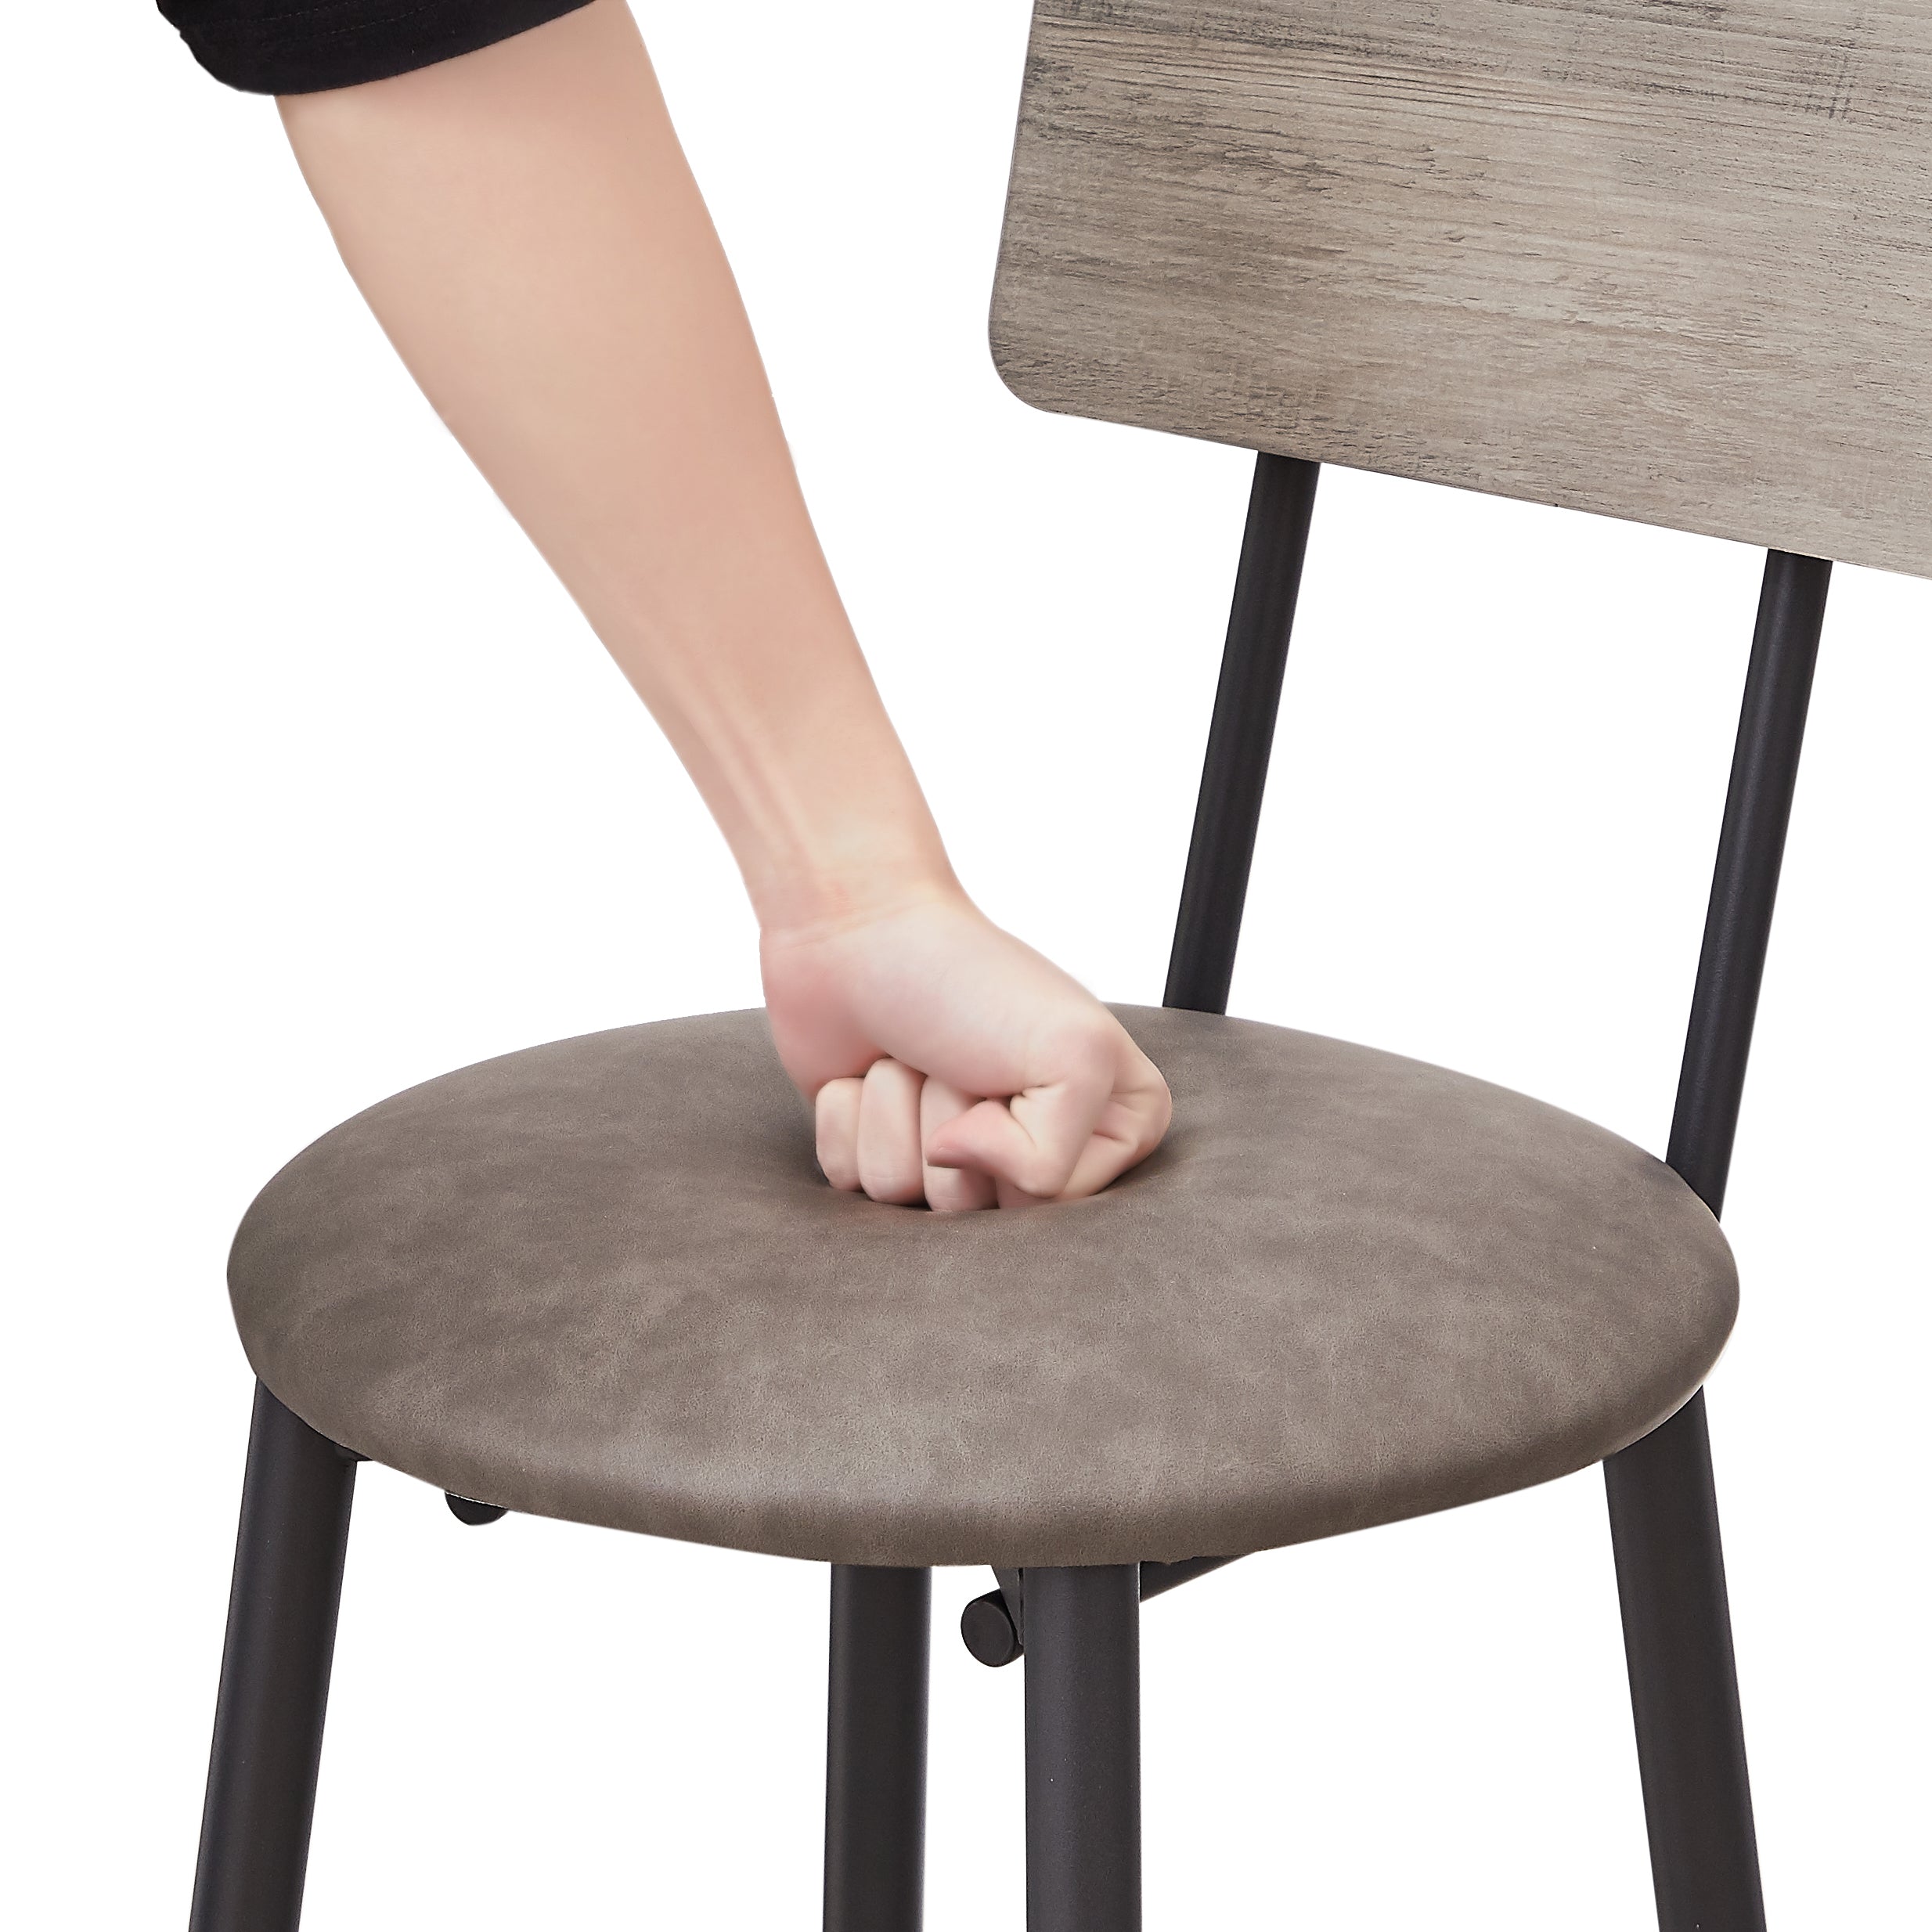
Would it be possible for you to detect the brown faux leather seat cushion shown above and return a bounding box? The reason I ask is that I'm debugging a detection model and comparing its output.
[229,1006,1735,1567]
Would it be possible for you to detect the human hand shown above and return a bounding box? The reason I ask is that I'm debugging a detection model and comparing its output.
[761,885,1172,1212]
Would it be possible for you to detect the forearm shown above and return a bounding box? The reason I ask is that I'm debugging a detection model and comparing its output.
[277,0,953,934]
[272,0,1170,1206]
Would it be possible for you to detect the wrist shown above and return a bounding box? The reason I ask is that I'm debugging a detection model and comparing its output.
[753,847,964,950]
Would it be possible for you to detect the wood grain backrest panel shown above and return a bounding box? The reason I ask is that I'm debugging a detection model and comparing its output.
[990,0,1932,577]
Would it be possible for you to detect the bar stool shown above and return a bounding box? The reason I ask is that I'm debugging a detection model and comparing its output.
[189,3,1927,1927]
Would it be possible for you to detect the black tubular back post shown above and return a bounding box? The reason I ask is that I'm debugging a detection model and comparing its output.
[1605,549,1829,1932]
[190,1382,358,1932]
[1165,452,1321,1014]
[824,1566,931,1932]
[1024,1566,1141,1932]
[1663,550,1831,1216]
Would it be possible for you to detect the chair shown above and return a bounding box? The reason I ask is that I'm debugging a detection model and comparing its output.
[188,2,1929,1927]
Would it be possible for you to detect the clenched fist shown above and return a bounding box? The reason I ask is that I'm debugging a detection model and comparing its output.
[762,885,1172,1212]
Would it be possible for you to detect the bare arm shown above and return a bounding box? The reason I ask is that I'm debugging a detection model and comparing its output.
[278,0,1170,1207]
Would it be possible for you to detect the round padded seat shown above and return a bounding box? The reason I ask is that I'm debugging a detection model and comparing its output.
[229,1006,1736,1568]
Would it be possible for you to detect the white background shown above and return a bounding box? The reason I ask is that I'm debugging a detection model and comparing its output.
[5,3,1928,1926]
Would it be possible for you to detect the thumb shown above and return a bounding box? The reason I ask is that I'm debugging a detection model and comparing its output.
[925,1068,1109,1199]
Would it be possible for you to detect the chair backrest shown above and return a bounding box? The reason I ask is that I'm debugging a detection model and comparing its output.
[990,0,1932,579]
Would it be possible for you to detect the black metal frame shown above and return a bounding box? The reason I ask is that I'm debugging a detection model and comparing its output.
[189,1385,357,1932]
[958,467,1826,1932]
[960,1555,1235,1667]
[1166,453,1321,1016]
[188,456,1827,1932]
[1602,550,1827,1932]
[825,1566,931,1932]
[1024,1567,1141,1932]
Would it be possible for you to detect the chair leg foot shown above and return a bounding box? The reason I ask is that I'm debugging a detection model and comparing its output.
[1605,1390,1766,1932]
[1024,1565,1141,1932]
[189,1382,358,1932]
[824,1565,930,1932]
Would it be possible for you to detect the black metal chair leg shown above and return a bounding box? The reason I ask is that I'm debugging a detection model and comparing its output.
[824,1566,931,1932]
[1603,550,1827,1932]
[1606,1393,1764,1932]
[1024,1566,1141,1932]
[189,1382,358,1932]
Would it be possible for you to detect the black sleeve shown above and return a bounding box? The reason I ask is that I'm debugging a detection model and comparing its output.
[157,0,598,96]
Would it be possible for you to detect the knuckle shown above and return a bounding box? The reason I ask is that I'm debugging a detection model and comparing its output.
[1044,1011,1116,1067]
